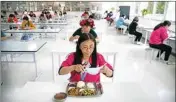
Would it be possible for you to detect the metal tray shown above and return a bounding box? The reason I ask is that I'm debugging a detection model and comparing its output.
[66,82,103,97]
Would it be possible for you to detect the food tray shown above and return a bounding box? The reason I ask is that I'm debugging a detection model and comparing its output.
[66,82,103,97]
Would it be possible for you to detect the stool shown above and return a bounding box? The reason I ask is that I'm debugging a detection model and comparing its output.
[145,47,162,63]
[128,33,135,43]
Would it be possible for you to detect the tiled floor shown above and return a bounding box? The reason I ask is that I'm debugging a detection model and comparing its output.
[1,15,175,102]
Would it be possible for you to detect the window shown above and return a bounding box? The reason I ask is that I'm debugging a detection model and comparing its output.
[156,2,166,14]
[147,1,154,14]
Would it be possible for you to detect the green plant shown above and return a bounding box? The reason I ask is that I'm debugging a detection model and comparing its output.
[141,9,149,16]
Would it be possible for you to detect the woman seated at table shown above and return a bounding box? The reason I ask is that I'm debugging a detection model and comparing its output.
[46,11,52,20]
[69,19,98,42]
[128,17,143,45]
[21,16,36,30]
[115,15,127,34]
[7,14,18,23]
[59,33,113,82]
[29,11,36,18]
[149,20,173,65]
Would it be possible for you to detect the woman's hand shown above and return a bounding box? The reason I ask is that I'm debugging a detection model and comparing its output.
[73,64,85,72]
[100,65,113,77]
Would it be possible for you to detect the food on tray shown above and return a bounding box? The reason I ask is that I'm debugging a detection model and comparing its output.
[87,83,95,88]
[68,87,79,96]
[77,81,85,88]
[79,89,96,96]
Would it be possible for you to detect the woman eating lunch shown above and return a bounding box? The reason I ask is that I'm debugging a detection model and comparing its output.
[58,33,113,82]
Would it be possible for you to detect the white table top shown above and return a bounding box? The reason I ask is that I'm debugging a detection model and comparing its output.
[1,22,68,25]
[3,28,61,33]
[1,41,47,52]
[6,81,158,102]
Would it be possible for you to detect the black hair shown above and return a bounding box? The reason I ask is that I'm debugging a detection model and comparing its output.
[30,11,33,13]
[40,14,45,17]
[89,15,93,19]
[121,14,125,18]
[9,14,15,18]
[74,33,97,67]
[153,20,171,31]
[14,11,18,15]
[84,12,89,15]
[82,19,92,27]
[133,16,139,22]
[23,16,29,21]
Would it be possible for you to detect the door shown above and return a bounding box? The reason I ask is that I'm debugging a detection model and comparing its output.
[119,6,130,19]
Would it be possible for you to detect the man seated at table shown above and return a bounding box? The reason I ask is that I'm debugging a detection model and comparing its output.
[115,15,128,34]
[21,16,36,30]
[128,17,143,45]
[69,19,98,42]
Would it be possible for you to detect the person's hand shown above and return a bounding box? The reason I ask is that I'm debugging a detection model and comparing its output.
[74,35,80,39]
[73,64,85,72]
[100,64,113,76]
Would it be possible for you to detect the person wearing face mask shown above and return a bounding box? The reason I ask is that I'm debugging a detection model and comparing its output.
[69,19,98,42]
[59,33,113,82]
[149,20,173,65]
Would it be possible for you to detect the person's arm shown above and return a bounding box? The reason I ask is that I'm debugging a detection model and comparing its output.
[90,29,99,41]
[29,21,36,29]
[98,53,113,77]
[58,53,75,75]
[59,65,75,75]
[69,29,80,41]
[160,28,169,42]
[21,21,26,29]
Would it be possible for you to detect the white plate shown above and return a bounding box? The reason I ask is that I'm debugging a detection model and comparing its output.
[85,67,102,75]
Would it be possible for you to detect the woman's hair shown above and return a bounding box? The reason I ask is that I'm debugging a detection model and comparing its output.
[74,33,97,67]
[133,16,139,22]
[153,20,171,31]
[84,12,89,15]
[14,11,18,15]
[9,14,15,18]
[89,15,93,19]
[80,19,92,27]
[23,16,29,21]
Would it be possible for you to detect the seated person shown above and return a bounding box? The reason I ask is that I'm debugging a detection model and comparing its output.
[7,14,18,30]
[29,11,36,18]
[22,12,31,21]
[128,17,143,45]
[81,11,89,20]
[149,20,173,65]
[80,15,95,29]
[69,19,98,42]
[21,16,36,30]
[116,15,128,34]
[39,13,47,23]
[59,33,113,82]
[7,14,18,23]
[46,11,52,20]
